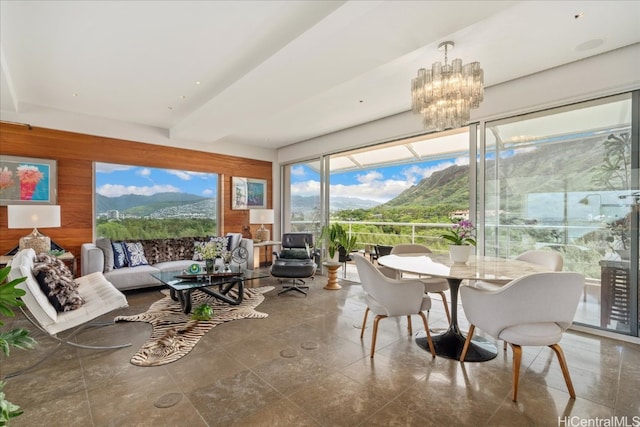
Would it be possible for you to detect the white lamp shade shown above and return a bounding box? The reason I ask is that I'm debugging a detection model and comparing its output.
[249,209,274,225]
[7,205,61,229]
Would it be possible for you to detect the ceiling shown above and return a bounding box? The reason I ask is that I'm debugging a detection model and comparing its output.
[1,1,639,151]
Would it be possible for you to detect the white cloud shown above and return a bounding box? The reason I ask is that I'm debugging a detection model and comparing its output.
[95,163,132,173]
[290,180,320,196]
[137,168,151,177]
[356,171,383,184]
[97,184,180,197]
[202,188,214,196]
[291,165,306,177]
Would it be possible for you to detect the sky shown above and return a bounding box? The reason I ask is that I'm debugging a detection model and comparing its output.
[291,155,470,204]
[95,163,218,198]
[95,155,471,204]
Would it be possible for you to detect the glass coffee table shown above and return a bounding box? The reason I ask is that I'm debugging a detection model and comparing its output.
[150,267,269,314]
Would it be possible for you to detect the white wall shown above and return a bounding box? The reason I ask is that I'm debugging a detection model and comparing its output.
[278,43,640,165]
[1,103,278,163]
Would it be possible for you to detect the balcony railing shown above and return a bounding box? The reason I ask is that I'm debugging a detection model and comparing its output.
[291,219,608,280]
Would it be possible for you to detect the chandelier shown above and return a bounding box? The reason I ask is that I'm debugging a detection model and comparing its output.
[411,41,484,131]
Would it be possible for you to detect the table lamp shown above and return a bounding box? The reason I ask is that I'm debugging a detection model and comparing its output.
[7,205,61,254]
[249,209,274,242]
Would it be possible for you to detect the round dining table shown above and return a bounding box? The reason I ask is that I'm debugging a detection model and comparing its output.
[377,253,553,362]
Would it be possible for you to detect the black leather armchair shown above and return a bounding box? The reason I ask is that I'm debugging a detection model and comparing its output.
[270,233,318,296]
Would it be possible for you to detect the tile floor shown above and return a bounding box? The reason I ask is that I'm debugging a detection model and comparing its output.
[1,268,639,427]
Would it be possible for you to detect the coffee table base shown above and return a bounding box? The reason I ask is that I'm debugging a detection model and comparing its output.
[169,278,244,314]
[415,328,497,362]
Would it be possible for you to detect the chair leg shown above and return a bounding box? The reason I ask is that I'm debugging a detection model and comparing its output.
[277,278,309,296]
[407,315,412,335]
[549,343,576,399]
[360,308,369,339]
[460,324,475,361]
[503,341,508,351]
[370,315,385,358]
[4,309,131,379]
[418,312,436,358]
[511,344,522,401]
[437,291,451,323]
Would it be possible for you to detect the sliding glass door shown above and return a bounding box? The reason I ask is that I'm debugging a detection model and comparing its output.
[482,93,639,336]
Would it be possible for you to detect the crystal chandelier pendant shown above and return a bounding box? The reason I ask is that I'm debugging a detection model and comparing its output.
[411,41,484,132]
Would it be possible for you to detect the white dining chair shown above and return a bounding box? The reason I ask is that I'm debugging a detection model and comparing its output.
[378,243,451,322]
[460,271,584,401]
[354,254,436,358]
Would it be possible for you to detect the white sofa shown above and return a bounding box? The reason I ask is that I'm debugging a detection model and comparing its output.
[80,233,254,291]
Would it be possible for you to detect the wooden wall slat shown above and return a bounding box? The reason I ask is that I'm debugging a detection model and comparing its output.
[0,123,272,264]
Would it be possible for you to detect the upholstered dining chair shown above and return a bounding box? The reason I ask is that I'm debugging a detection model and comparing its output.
[354,254,436,358]
[460,272,584,401]
[378,243,451,323]
[476,250,564,291]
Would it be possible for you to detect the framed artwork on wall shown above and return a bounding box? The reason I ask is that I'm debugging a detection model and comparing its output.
[232,177,267,210]
[0,155,57,205]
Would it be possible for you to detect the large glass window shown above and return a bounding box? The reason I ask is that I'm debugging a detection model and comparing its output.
[285,160,322,237]
[94,162,219,240]
[483,93,638,335]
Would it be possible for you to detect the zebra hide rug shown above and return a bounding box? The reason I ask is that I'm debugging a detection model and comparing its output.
[115,286,274,366]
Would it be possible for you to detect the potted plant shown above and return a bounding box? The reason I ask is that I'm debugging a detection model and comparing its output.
[440,219,476,264]
[0,265,37,424]
[320,223,343,262]
[191,303,214,321]
[337,226,358,262]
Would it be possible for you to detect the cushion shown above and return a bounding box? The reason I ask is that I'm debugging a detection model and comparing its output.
[32,253,84,312]
[96,238,114,272]
[279,249,311,260]
[226,233,242,251]
[123,241,149,267]
[112,242,128,269]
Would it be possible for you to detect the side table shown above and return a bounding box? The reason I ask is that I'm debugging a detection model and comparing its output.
[253,241,282,268]
[322,261,342,290]
[0,252,77,277]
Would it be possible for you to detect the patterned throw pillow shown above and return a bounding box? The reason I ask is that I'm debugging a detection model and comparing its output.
[112,242,129,269]
[33,253,84,312]
[123,242,149,267]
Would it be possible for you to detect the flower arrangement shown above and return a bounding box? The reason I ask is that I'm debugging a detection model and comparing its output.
[441,220,477,246]
[196,237,228,259]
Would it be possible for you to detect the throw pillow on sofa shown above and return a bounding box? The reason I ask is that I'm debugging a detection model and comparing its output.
[123,241,149,267]
[33,253,84,312]
[112,242,129,269]
[96,237,115,272]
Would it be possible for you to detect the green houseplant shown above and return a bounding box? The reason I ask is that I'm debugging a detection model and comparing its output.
[0,265,37,424]
[336,225,358,260]
[320,223,343,260]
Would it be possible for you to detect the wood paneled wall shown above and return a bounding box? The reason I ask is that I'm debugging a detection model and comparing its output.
[0,122,272,263]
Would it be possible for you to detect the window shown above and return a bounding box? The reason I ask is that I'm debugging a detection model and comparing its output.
[482,93,638,335]
[94,162,218,240]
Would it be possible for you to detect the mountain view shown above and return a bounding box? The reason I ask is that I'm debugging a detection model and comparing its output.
[96,131,626,225]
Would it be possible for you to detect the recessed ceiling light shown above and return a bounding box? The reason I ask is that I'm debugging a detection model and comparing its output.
[574,12,584,19]
[195,81,201,85]
[168,106,173,110]
[180,95,186,100]
[72,93,79,97]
